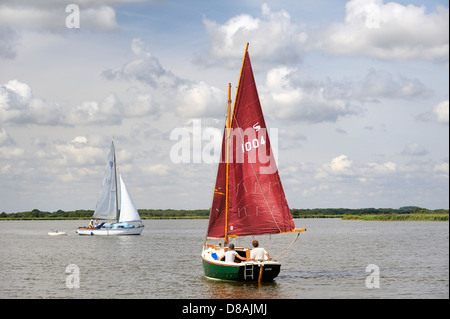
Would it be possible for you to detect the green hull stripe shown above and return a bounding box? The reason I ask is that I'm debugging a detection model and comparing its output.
[202,259,240,280]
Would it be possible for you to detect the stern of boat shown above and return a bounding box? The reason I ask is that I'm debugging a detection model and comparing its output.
[201,245,281,282]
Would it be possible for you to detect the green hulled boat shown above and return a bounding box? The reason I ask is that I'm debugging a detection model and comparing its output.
[201,43,305,282]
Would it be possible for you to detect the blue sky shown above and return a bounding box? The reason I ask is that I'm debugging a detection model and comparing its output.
[0,0,448,213]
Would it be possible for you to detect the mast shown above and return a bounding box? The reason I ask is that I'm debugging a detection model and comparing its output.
[224,83,231,244]
[230,42,249,125]
[113,139,119,223]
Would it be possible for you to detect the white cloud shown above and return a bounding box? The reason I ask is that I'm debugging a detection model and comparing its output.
[200,3,307,67]
[434,162,449,178]
[261,66,358,123]
[417,100,449,125]
[66,93,124,126]
[260,66,432,123]
[0,127,24,160]
[143,164,170,176]
[103,38,182,88]
[0,1,138,61]
[365,162,396,175]
[54,140,104,167]
[81,6,119,31]
[433,100,449,125]
[0,127,14,146]
[104,38,226,119]
[176,82,224,118]
[350,69,430,101]
[0,2,122,33]
[71,136,87,144]
[311,0,449,64]
[401,143,428,157]
[0,80,64,125]
[328,154,354,175]
[316,154,400,181]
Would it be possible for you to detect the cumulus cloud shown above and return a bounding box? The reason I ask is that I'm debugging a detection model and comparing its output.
[401,143,428,157]
[104,38,226,119]
[350,69,431,101]
[311,0,449,64]
[175,82,224,118]
[434,162,449,178]
[0,2,120,33]
[198,1,448,67]
[0,80,130,126]
[417,100,449,125]
[0,80,64,125]
[66,93,124,126]
[326,154,354,176]
[259,65,432,123]
[0,127,14,147]
[260,66,359,123]
[316,154,400,180]
[433,100,449,125]
[199,3,307,67]
[103,38,183,88]
[0,0,141,60]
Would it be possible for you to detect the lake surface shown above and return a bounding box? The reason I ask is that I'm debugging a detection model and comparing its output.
[0,219,448,299]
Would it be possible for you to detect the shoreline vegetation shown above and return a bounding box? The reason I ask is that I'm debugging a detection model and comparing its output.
[0,206,448,221]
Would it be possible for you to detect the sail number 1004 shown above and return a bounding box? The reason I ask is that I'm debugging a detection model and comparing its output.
[241,136,266,153]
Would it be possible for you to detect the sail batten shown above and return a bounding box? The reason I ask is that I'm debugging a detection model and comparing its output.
[207,45,295,240]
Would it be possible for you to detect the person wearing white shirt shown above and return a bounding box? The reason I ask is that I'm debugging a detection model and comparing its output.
[221,243,250,263]
[250,240,270,261]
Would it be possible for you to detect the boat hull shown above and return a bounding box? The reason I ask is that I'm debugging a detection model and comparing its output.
[76,225,144,236]
[201,248,280,282]
[48,231,67,236]
[202,258,280,282]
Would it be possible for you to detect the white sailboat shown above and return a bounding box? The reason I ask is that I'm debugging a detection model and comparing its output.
[77,140,144,236]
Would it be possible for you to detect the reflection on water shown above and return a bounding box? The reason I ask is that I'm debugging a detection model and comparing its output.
[0,219,448,298]
[202,277,282,299]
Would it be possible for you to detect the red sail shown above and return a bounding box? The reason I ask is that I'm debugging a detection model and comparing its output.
[207,49,295,239]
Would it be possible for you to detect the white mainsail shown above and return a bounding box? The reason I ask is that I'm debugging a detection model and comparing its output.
[119,174,141,223]
[92,141,118,220]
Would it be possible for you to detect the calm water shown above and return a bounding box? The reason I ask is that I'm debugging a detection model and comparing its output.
[0,219,448,299]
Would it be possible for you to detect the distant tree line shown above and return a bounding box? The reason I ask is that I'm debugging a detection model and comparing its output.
[0,208,210,220]
[289,206,448,218]
[0,206,447,220]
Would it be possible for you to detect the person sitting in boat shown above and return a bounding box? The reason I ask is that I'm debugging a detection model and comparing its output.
[250,240,270,261]
[220,244,251,263]
[88,219,94,229]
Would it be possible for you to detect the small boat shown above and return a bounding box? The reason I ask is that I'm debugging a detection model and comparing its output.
[77,140,144,236]
[48,230,67,236]
[201,43,305,282]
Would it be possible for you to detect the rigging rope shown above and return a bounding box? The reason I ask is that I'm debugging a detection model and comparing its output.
[273,231,301,260]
